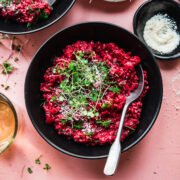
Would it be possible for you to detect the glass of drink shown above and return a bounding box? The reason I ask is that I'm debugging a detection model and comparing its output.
[0,93,18,154]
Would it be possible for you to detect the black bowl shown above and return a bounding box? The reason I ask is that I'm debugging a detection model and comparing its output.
[0,0,75,35]
[133,0,180,60]
[25,22,163,159]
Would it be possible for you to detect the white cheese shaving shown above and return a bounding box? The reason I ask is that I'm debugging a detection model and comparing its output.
[143,14,180,54]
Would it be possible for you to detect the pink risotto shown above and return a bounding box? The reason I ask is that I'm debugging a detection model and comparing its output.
[0,0,52,27]
[40,41,149,146]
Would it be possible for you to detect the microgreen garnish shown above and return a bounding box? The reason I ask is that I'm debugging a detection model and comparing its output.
[28,6,34,12]
[101,103,109,109]
[84,132,94,136]
[41,50,124,128]
[73,124,82,130]
[59,119,66,125]
[0,36,8,39]
[43,163,51,170]
[50,96,56,102]
[5,85,9,90]
[109,86,121,93]
[27,167,33,174]
[35,155,42,164]
[96,120,111,127]
[27,22,32,28]
[40,10,49,19]
[2,62,13,74]
[15,45,22,52]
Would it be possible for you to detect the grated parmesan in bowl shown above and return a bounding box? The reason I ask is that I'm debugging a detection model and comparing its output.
[143,14,180,54]
[133,0,180,60]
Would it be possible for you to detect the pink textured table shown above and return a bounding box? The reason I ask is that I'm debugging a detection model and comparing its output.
[0,0,180,179]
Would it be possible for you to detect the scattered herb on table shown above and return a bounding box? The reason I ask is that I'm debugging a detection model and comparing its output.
[15,45,22,52]
[35,155,42,164]
[43,163,51,170]
[27,167,33,174]
[5,85,9,90]
[2,62,13,74]
[14,57,19,62]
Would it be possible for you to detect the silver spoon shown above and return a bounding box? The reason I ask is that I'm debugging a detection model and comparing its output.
[46,0,56,6]
[104,65,144,176]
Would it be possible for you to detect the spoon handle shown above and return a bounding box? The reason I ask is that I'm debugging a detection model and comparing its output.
[104,103,129,176]
[103,138,121,176]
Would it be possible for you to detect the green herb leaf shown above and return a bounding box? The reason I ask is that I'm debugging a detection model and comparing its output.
[5,86,9,90]
[73,124,82,130]
[94,112,99,117]
[101,103,109,109]
[0,36,7,39]
[2,62,13,74]
[81,59,88,64]
[40,10,49,19]
[66,115,73,121]
[15,45,21,52]
[77,51,84,57]
[27,167,33,174]
[89,89,98,102]
[59,119,66,125]
[43,163,51,170]
[35,155,42,164]
[27,22,32,28]
[96,120,111,127]
[40,101,45,106]
[28,6,34,12]
[84,132,94,136]
[50,96,56,102]
[109,86,121,93]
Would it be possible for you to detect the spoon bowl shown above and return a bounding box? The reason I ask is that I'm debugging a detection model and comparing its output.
[46,0,56,6]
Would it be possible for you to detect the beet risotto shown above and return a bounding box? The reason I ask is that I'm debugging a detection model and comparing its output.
[40,41,149,146]
[0,0,53,27]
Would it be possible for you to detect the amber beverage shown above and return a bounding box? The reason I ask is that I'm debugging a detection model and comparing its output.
[0,94,18,154]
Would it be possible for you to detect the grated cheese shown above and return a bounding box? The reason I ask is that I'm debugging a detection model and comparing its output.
[143,14,180,54]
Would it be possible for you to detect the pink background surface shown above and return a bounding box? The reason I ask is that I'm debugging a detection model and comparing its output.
[0,0,180,179]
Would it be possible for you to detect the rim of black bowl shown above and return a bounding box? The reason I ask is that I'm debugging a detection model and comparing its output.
[133,0,180,60]
[25,21,163,159]
[0,0,76,35]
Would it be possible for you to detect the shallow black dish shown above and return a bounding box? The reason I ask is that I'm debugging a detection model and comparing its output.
[0,0,75,35]
[133,0,180,60]
[25,22,163,159]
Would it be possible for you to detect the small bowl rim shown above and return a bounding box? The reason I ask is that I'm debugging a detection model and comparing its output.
[0,0,76,35]
[0,93,18,154]
[25,21,163,159]
[133,0,180,60]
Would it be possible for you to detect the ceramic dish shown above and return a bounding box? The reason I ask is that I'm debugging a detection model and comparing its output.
[0,0,75,35]
[25,22,163,159]
[133,0,180,60]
